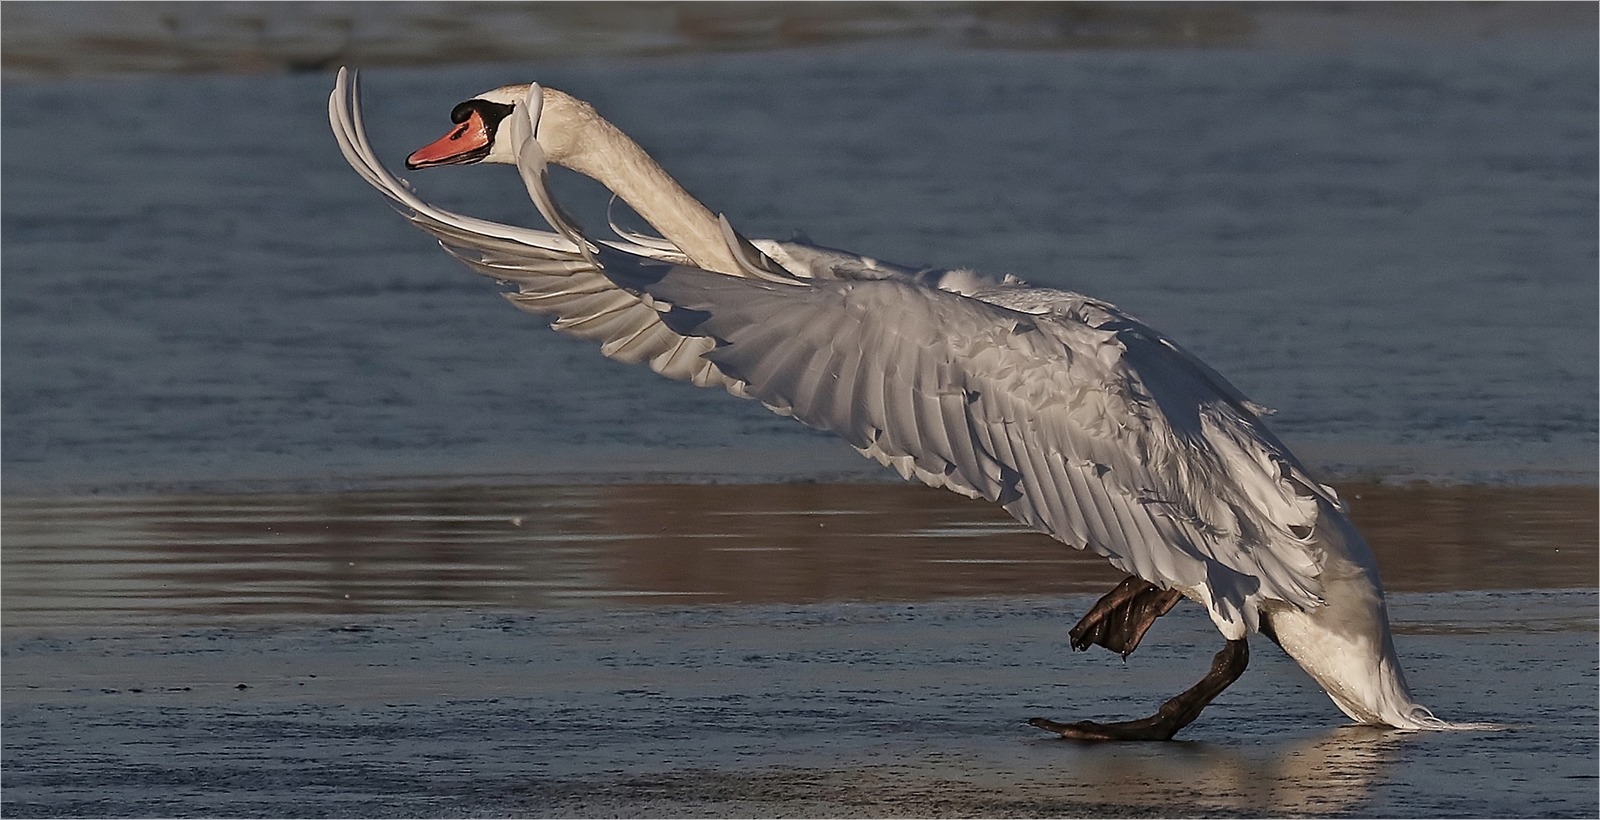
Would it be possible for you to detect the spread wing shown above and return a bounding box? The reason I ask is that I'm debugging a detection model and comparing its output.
[599,254,1333,633]
[330,68,1332,635]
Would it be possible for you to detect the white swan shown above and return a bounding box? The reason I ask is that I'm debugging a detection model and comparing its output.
[329,68,1466,739]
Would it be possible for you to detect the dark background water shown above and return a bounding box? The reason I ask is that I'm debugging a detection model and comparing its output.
[3,5,1596,495]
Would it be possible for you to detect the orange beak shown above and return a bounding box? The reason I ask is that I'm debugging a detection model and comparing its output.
[406,110,493,169]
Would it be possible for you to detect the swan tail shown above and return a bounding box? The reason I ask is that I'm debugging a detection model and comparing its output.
[1359,697,1502,731]
[1387,713,1503,732]
[1266,505,1501,733]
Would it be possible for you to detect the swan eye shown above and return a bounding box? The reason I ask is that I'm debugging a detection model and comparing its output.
[451,99,516,130]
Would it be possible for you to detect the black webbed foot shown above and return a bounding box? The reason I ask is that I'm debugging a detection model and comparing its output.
[1030,639,1250,741]
[1068,575,1183,657]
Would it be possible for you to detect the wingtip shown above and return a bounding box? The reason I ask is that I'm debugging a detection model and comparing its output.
[523,83,545,137]
[334,65,358,92]
[715,213,794,283]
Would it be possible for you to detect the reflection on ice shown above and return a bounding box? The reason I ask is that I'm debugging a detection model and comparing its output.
[3,482,1594,627]
[1270,727,1402,814]
[1054,726,1402,815]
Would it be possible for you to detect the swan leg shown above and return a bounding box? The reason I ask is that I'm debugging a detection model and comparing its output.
[1068,575,1183,657]
[1029,639,1250,741]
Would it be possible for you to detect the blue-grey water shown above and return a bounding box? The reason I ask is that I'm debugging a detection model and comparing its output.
[4,42,1596,495]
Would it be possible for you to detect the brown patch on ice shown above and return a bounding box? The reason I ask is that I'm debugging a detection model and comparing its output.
[3,482,1592,628]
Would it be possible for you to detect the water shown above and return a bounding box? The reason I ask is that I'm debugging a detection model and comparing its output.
[3,42,1596,495]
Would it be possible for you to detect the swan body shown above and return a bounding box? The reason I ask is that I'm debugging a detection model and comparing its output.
[329,68,1459,734]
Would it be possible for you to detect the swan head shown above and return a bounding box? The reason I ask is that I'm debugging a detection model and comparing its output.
[405,84,531,170]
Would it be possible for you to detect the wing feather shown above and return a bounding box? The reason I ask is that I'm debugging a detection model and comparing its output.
[618,265,1325,626]
[331,68,1327,633]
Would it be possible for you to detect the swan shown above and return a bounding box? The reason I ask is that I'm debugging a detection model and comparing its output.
[328,68,1465,740]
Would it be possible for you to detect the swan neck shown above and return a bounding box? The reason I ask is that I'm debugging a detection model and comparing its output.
[538,92,740,275]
